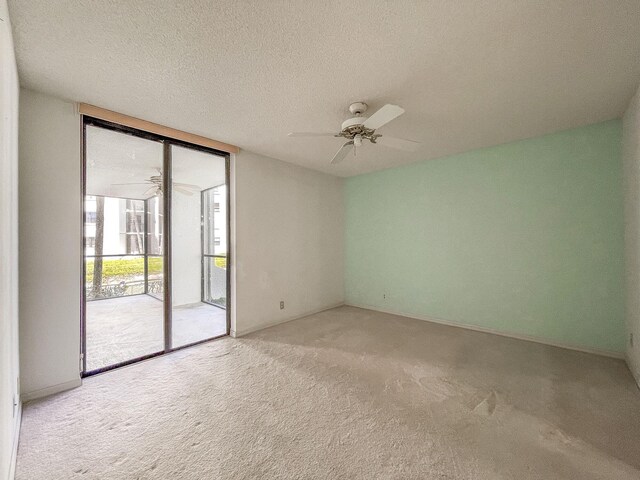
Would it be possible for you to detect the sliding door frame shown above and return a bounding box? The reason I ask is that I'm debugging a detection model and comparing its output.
[80,116,231,377]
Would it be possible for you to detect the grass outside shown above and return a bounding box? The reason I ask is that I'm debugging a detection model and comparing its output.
[86,256,227,282]
[85,257,162,283]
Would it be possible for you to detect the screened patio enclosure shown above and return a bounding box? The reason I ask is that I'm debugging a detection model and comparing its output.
[85,190,227,304]
[85,195,163,301]
[83,121,229,374]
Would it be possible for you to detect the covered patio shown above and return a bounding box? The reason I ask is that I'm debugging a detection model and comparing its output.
[85,295,227,372]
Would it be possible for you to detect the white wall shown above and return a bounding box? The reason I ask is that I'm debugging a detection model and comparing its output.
[19,89,82,400]
[102,197,124,255]
[172,192,202,306]
[0,1,21,477]
[233,151,344,336]
[623,83,640,387]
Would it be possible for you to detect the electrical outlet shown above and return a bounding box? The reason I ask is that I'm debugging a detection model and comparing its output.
[383,294,386,300]
[280,301,284,310]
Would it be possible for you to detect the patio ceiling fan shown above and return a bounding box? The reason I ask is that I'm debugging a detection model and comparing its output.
[288,102,421,164]
[112,169,201,197]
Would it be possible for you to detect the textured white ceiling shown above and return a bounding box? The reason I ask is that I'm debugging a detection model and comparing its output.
[8,1,640,177]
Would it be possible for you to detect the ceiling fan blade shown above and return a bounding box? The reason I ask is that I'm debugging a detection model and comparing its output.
[288,132,337,137]
[330,141,354,165]
[174,186,195,196]
[173,182,201,190]
[143,186,158,197]
[376,135,421,152]
[363,104,405,130]
[111,182,152,186]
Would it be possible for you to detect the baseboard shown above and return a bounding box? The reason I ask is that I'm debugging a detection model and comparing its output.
[21,378,82,402]
[346,303,625,360]
[8,401,21,480]
[625,354,640,390]
[632,368,640,391]
[232,302,345,337]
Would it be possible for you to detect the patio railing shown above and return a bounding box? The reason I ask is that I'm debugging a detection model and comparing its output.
[86,279,163,301]
[85,254,163,301]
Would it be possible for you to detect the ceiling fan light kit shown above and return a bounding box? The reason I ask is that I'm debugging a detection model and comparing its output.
[288,102,421,164]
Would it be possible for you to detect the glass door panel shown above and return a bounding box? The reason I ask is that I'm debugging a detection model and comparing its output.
[84,125,164,372]
[170,145,228,348]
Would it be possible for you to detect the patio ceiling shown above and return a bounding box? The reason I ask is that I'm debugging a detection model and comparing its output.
[86,125,226,199]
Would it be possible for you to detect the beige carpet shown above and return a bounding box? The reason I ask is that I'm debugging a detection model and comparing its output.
[16,306,640,479]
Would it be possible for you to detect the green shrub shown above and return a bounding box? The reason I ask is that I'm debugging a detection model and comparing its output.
[148,257,163,274]
[86,257,163,282]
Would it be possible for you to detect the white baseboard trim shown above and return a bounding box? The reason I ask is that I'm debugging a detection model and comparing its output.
[8,401,21,480]
[346,303,625,360]
[21,378,82,402]
[232,302,345,338]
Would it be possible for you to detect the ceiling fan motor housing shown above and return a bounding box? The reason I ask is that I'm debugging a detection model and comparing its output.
[341,116,368,131]
[339,116,379,143]
[338,102,382,142]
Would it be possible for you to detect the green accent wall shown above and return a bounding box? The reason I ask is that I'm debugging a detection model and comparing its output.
[345,120,625,353]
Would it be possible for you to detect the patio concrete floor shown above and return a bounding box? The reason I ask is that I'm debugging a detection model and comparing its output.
[85,294,226,371]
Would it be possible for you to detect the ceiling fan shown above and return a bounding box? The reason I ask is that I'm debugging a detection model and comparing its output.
[288,102,421,164]
[112,169,201,197]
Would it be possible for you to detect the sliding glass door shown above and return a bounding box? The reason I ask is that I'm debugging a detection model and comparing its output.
[82,119,230,375]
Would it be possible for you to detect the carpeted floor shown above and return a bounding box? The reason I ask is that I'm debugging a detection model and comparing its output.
[15,306,640,479]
